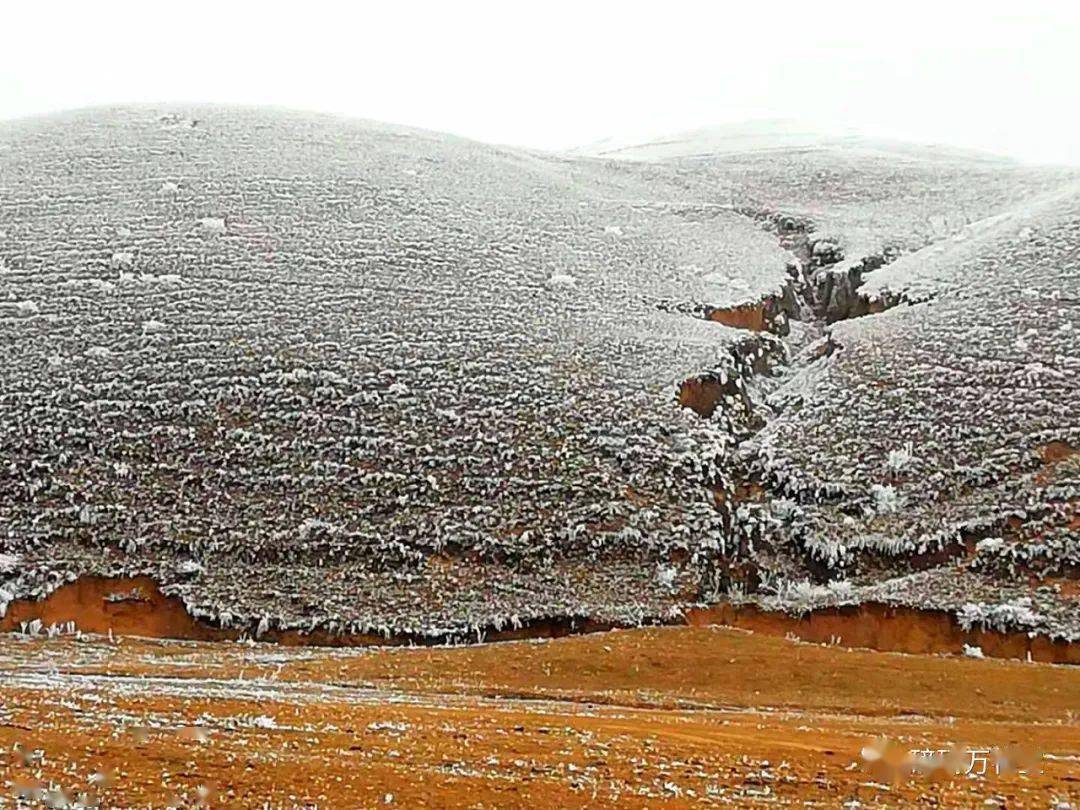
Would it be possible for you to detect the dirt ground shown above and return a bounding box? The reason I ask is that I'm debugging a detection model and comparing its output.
[0,626,1076,807]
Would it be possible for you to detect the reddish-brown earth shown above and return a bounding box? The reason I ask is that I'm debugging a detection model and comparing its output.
[707,303,769,331]
[2,576,1077,663]
[2,579,1076,805]
[0,627,1076,807]
[677,378,726,418]
[686,603,1080,665]
[0,577,232,642]
[1039,441,1077,466]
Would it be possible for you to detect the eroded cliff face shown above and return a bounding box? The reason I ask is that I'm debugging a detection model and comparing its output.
[0,576,645,647]
[685,603,1079,665]
[4,574,1076,663]
[0,577,231,642]
[707,303,770,332]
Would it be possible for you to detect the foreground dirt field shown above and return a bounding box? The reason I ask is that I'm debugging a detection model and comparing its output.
[0,626,1076,807]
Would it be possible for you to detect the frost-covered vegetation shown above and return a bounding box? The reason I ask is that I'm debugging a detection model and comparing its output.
[728,183,1080,637]
[0,107,1077,640]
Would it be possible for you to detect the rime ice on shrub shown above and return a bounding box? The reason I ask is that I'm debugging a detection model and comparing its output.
[885,443,916,476]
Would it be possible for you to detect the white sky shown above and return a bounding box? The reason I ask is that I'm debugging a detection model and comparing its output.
[3,0,1079,164]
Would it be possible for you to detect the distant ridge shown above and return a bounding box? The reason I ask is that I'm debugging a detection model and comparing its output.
[568,119,1015,163]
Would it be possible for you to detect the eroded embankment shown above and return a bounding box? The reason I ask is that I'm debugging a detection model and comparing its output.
[706,302,771,331]
[0,576,644,648]
[686,602,1080,665]
[2,575,1076,663]
[703,208,905,337]
[677,211,903,419]
[667,214,1080,665]
[0,577,235,643]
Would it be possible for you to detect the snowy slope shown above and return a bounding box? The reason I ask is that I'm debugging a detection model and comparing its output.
[569,120,1013,164]
[0,107,789,634]
[0,108,1077,639]
[749,184,1080,551]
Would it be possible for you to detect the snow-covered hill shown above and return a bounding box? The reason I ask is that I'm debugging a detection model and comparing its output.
[568,119,1013,164]
[0,107,1077,641]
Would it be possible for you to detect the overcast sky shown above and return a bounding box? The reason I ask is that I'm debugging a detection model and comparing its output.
[3,1,1078,164]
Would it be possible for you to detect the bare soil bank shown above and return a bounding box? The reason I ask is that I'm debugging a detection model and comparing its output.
[3,575,1076,663]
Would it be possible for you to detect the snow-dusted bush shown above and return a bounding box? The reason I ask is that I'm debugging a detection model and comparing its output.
[885,442,916,475]
[957,598,1043,633]
[547,272,577,287]
[0,553,20,574]
[770,498,799,520]
[198,216,227,234]
[111,251,135,269]
[869,484,903,515]
[655,564,678,591]
[764,577,853,609]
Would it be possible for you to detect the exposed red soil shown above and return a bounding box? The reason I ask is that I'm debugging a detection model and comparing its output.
[2,576,1076,664]
[686,603,1080,665]
[0,576,233,642]
[1035,441,1077,485]
[1048,578,1080,599]
[677,377,726,418]
[0,628,1076,807]
[1039,440,1077,465]
[707,303,769,331]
